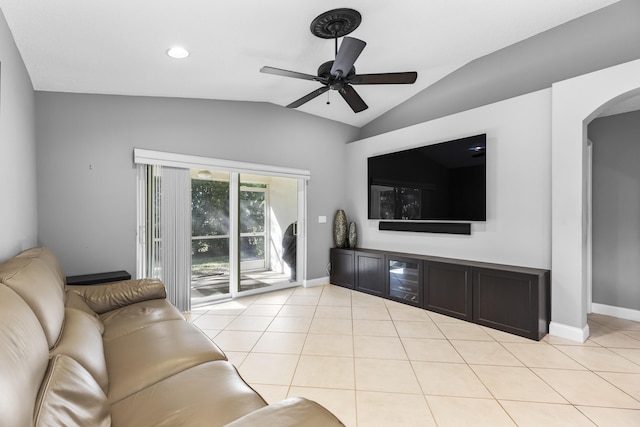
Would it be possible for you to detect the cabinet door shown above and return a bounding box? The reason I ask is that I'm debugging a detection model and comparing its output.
[386,256,422,307]
[355,252,385,296]
[424,262,472,321]
[473,268,544,340]
[330,249,355,289]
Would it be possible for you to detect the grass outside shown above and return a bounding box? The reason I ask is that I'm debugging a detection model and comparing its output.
[192,256,229,277]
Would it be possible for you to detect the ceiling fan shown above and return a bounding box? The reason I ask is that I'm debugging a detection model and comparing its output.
[260,8,418,113]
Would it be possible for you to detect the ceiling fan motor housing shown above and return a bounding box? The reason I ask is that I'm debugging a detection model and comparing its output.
[318,61,355,79]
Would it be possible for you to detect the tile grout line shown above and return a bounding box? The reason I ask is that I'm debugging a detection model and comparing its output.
[388,301,441,427]
[349,287,359,427]
[280,287,318,403]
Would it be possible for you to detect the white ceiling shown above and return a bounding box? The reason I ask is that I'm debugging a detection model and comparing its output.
[0,0,620,127]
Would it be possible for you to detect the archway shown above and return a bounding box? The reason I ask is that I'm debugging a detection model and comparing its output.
[550,58,640,342]
[588,106,640,322]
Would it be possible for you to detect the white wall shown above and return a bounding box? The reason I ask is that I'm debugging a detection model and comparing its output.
[551,58,640,342]
[0,9,37,261]
[345,89,552,269]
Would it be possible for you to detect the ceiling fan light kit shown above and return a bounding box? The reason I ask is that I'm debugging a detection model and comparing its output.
[260,8,418,114]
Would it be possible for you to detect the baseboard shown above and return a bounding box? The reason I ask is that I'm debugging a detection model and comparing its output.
[549,321,590,343]
[592,303,640,322]
[304,276,330,288]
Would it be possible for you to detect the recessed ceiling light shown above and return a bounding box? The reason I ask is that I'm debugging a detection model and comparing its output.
[166,46,189,59]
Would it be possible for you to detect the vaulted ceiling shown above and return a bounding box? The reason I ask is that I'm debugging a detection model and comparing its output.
[0,0,620,127]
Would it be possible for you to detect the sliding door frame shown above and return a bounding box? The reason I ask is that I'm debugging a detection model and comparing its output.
[134,148,310,302]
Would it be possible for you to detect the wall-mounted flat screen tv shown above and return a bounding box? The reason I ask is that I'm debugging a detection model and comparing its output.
[368,134,486,221]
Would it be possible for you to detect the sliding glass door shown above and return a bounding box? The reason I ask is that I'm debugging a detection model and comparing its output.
[239,174,298,293]
[190,170,231,304]
[135,148,309,311]
[188,170,302,306]
[239,182,267,273]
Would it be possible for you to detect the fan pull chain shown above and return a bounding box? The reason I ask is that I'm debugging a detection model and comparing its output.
[326,90,331,105]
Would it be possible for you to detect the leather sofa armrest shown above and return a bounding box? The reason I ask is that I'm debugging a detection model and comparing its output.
[223,398,345,427]
[66,278,167,314]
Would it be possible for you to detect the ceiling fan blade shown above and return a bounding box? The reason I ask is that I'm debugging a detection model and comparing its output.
[349,72,418,85]
[260,66,320,82]
[330,37,366,77]
[286,86,330,109]
[339,85,368,113]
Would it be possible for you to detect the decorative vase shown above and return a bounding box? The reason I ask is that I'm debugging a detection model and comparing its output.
[333,209,348,248]
[348,222,357,248]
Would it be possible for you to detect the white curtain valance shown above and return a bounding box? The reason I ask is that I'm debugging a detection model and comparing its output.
[134,148,310,180]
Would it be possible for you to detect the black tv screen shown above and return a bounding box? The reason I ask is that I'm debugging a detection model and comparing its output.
[368,134,486,221]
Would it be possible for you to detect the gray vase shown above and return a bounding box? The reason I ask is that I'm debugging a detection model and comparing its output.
[333,209,348,248]
[348,222,357,248]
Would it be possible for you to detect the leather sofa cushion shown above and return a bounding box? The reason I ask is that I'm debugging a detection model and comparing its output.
[34,354,110,427]
[65,289,103,326]
[50,308,109,392]
[111,361,267,427]
[67,278,166,314]
[224,397,346,427]
[105,319,227,403]
[0,285,49,427]
[0,254,65,349]
[17,247,66,282]
[100,298,185,341]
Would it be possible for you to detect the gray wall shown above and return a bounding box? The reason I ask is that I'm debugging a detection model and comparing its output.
[0,8,37,261]
[35,92,358,278]
[589,110,640,311]
[358,0,640,140]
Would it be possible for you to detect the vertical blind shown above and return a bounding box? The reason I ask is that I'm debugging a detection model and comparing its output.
[138,164,192,312]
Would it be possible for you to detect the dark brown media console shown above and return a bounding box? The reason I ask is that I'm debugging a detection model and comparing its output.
[330,248,550,340]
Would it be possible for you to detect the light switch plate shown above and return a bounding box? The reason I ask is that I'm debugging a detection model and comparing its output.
[318,216,327,223]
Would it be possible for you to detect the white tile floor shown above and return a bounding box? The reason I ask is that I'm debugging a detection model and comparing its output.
[186,284,640,427]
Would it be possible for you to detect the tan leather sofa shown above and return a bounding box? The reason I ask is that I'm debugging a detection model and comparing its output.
[0,247,344,427]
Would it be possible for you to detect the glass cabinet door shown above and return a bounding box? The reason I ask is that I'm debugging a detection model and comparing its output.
[387,257,421,306]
